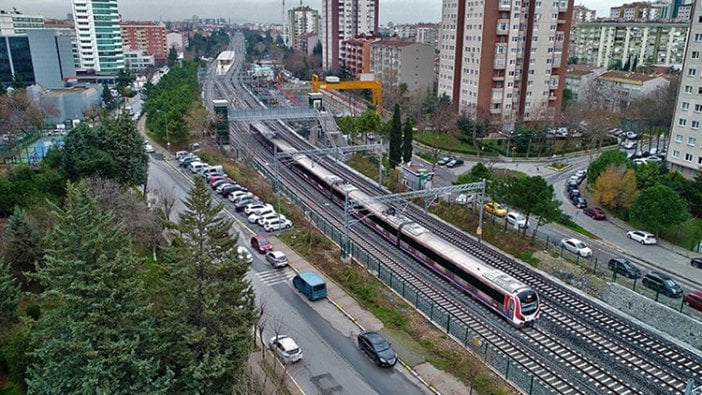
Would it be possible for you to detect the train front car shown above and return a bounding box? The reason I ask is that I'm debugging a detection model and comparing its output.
[483,271,540,327]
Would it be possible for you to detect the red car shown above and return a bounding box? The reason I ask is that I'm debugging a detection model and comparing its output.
[250,235,273,254]
[684,291,702,312]
[583,207,607,220]
[208,176,231,185]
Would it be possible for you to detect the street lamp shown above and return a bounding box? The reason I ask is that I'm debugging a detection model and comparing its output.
[156,109,171,153]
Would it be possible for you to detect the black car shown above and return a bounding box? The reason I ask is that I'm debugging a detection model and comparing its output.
[566,180,579,191]
[569,189,581,200]
[642,272,684,298]
[357,331,397,367]
[572,196,587,208]
[608,257,641,279]
[692,258,702,269]
[234,197,260,212]
[219,184,245,196]
[211,179,231,190]
[446,159,464,168]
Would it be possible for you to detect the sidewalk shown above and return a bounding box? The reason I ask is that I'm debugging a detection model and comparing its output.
[267,237,469,395]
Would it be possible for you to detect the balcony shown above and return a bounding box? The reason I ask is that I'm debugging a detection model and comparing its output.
[491,88,504,103]
[497,20,510,35]
[499,0,511,11]
[490,106,502,115]
[494,56,507,70]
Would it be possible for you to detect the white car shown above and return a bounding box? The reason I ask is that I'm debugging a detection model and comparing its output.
[645,156,662,163]
[265,250,289,268]
[506,212,528,228]
[456,193,474,205]
[144,144,155,153]
[257,213,286,226]
[561,238,593,257]
[245,203,272,215]
[236,245,253,264]
[269,335,302,364]
[627,230,657,245]
[248,207,275,223]
[622,141,637,150]
[264,218,293,232]
[229,191,253,202]
[625,131,638,140]
[632,158,647,166]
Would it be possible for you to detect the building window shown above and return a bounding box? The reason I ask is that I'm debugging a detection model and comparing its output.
[682,102,690,110]
[685,85,693,93]
[696,104,702,112]
[672,150,680,158]
[693,122,700,131]
[695,33,702,42]
[675,134,683,143]
[679,118,687,126]
[693,51,701,59]
[685,153,693,162]
[689,137,697,145]
[698,157,702,166]
[689,68,697,77]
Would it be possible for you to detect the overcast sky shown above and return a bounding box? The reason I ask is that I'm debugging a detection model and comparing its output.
[13,0,613,25]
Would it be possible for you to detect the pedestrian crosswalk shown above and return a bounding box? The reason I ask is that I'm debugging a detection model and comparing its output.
[256,268,295,286]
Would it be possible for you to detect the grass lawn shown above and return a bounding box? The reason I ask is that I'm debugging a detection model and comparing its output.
[414,132,480,155]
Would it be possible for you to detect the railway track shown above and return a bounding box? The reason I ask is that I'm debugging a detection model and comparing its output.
[208,34,701,394]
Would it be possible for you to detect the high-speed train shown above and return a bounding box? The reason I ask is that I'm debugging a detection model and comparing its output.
[252,122,540,327]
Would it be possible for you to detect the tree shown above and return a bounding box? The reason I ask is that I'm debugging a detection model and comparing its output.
[2,206,44,288]
[402,116,414,164]
[103,114,149,186]
[115,68,136,95]
[586,150,630,187]
[101,82,114,108]
[27,181,172,393]
[629,184,689,237]
[0,260,20,326]
[357,109,381,144]
[157,177,255,392]
[501,175,561,238]
[562,88,573,111]
[455,162,492,185]
[389,103,403,167]
[167,46,179,67]
[635,162,661,190]
[593,165,638,212]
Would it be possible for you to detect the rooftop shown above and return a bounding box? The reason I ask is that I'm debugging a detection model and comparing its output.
[597,70,662,84]
[373,40,415,47]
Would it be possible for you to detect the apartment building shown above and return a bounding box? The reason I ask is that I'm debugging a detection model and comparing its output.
[667,1,702,178]
[294,32,319,56]
[71,0,124,72]
[342,36,379,75]
[610,2,665,21]
[390,23,440,47]
[288,5,320,47]
[121,22,168,62]
[572,5,596,25]
[572,20,688,68]
[370,40,435,94]
[594,70,671,111]
[321,0,379,70]
[438,0,573,127]
[0,10,45,35]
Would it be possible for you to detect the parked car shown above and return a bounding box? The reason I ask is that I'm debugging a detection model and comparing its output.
[264,218,293,232]
[608,257,641,279]
[456,193,474,205]
[265,250,289,268]
[229,191,253,203]
[632,158,647,166]
[180,156,200,168]
[566,179,579,191]
[357,331,397,367]
[257,213,286,226]
[692,258,702,269]
[436,157,452,166]
[293,271,327,301]
[245,203,272,215]
[236,246,254,264]
[506,212,528,228]
[568,175,581,185]
[219,184,243,197]
[215,182,234,194]
[575,169,587,180]
[622,141,637,150]
[211,179,231,190]
[235,197,260,212]
[250,235,272,254]
[569,189,581,200]
[208,175,228,185]
[144,144,155,153]
[248,207,275,224]
[483,201,507,217]
[446,159,464,168]
[571,196,588,209]
[583,207,607,220]
[626,230,657,245]
[269,335,303,364]
[561,238,593,257]
[175,150,189,160]
[642,272,684,298]
[625,131,639,140]
[645,155,662,163]
[683,291,702,312]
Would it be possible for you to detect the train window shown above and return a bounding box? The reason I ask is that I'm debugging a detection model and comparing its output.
[518,290,538,314]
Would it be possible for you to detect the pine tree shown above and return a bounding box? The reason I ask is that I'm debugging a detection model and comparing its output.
[158,177,255,392]
[27,181,172,394]
[101,82,113,108]
[389,103,403,167]
[167,46,179,67]
[402,116,414,164]
[0,260,20,326]
[3,206,43,288]
[103,115,148,186]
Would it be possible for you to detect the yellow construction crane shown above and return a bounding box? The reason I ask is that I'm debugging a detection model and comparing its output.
[310,74,383,115]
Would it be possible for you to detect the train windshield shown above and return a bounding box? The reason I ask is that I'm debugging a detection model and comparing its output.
[518,290,539,315]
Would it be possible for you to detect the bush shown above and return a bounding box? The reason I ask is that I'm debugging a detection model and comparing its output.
[1,331,32,390]
[26,304,40,321]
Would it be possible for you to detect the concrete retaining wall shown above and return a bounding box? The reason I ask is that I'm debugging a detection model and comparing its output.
[603,283,702,350]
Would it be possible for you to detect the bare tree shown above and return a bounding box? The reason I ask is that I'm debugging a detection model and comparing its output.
[255,299,270,359]
[153,179,178,221]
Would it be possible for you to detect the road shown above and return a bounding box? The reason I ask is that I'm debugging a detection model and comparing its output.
[424,149,702,291]
[143,146,426,395]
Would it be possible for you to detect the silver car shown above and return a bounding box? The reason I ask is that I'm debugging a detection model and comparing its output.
[269,335,302,364]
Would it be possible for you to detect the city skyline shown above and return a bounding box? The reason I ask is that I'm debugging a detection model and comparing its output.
[15,0,614,25]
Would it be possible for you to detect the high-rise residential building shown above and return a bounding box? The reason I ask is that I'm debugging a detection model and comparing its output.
[0,10,45,35]
[572,5,596,25]
[343,36,379,75]
[121,22,168,62]
[438,0,573,127]
[321,0,379,70]
[370,40,435,94]
[288,5,319,48]
[572,20,688,68]
[609,2,666,21]
[667,0,702,178]
[71,0,124,73]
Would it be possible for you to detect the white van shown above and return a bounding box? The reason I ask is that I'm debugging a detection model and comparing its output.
[202,165,224,178]
[175,150,189,160]
[189,161,207,173]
